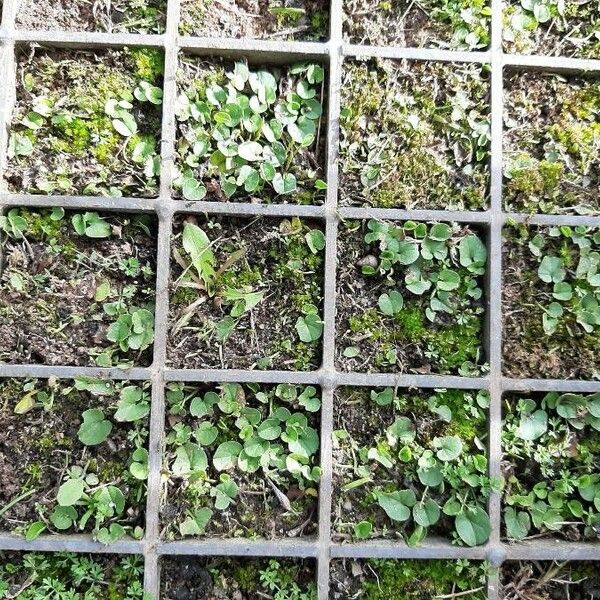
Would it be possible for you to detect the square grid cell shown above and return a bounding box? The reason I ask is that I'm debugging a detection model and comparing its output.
[0,0,599,597]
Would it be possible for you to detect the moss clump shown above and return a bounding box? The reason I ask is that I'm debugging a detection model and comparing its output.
[340,59,490,211]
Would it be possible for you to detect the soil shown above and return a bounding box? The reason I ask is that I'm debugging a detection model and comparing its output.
[501,561,600,600]
[174,56,327,206]
[339,59,490,211]
[503,1,600,59]
[5,46,163,197]
[502,226,600,380]
[0,378,148,535]
[0,551,145,597]
[343,0,489,48]
[503,70,600,215]
[335,221,487,375]
[160,383,319,540]
[179,0,329,40]
[167,215,324,371]
[15,0,167,33]
[160,557,316,600]
[331,387,487,541]
[0,209,157,367]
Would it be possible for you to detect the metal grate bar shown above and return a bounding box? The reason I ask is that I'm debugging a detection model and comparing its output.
[0,0,599,597]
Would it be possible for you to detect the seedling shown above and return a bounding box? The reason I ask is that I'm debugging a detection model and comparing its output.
[174,59,326,204]
[333,387,496,547]
[169,216,324,371]
[160,557,317,600]
[5,47,163,197]
[503,224,600,379]
[162,383,321,539]
[0,552,147,600]
[0,207,156,368]
[337,220,487,375]
[0,378,150,544]
[503,391,600,541]
[340,59,490,210]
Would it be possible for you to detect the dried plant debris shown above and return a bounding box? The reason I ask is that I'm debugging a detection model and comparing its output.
[331,559,488,599]
[160,557,317,600]
[336,220,487,375]
[343,0,491,48]
[504,70,600,215]
[503,392,600,542]
[503,0,600,58]
[340,59,490,210]
[161,382,320,540]
[15,0,167,33]
[168,216,324,371]
[179,0,329,40]
[5,46,164,197]
[502,224,600,380]
[332,387,493,546]
[501,561,600,600]
[0,378,150,544]
[174,58,327,204]
[0,208,157,368]
[0,552,146,599]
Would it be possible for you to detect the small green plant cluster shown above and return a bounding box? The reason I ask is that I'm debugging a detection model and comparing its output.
[0,552,147,600]
[163,382,320,538]
[174,60,326,204]
[333,387,496,547]
[343,0,490,49]
[339,220,487,375]
[331,558,488,600]
[6,48,163,197]
[503,0,600,57]
[340,59,490,210]
[503,392,600,541]
[0,207,156,367]
[504,71,600,215]
[522,225,600,336]
[169,216,324,371]
[0,377,149,545]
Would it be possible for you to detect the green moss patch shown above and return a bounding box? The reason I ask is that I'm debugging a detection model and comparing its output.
[343,0,490,48]
[503,0,600,58]
[0,552,146,599]
[503,391,600,542]
[340,59,490,210]
[332,387,493,546]
[336,220,487,375]
[331,559,488,599]
[179,0,329,40]
[501,561,600,599]
[504,70,600,215]
[174,57,327,205]
[161,382,320,540]
[161,557,317,599]
[0,378,149,543]
[0,208,157,368]
[502,224,600,379]
[15,0,167,33]
[167,216,324,371]
[5,47,163,197]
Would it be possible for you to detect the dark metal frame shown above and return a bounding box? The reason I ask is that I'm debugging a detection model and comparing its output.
[1,0,600,597]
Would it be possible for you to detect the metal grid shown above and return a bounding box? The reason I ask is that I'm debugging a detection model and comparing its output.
[0,0,599,597]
